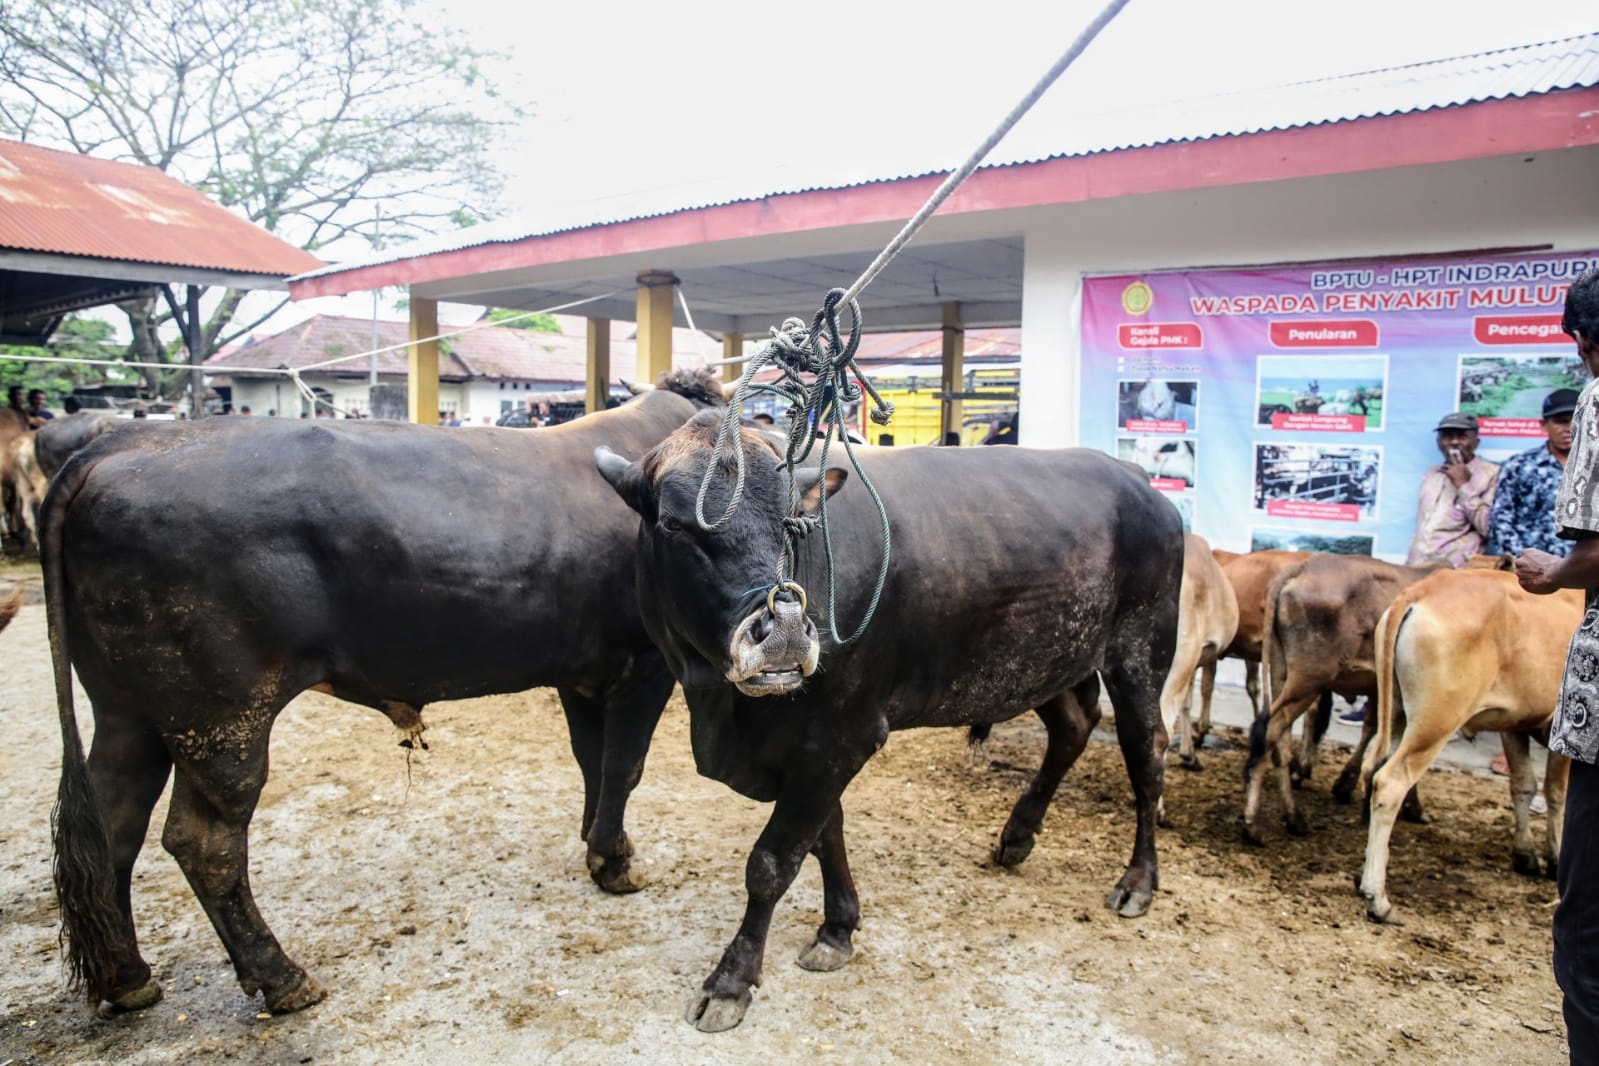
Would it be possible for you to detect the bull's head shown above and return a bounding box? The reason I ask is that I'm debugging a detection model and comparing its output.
[597,409,846,697]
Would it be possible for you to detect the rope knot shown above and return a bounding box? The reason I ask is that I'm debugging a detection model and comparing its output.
[783,514,820,538]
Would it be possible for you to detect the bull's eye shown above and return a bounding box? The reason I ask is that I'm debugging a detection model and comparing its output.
[659,513,683,534]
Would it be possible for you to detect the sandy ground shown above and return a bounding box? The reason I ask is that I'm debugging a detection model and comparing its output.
[0,590,1569,1065]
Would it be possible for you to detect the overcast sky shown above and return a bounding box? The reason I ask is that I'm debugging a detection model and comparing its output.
[284,0,1595,327]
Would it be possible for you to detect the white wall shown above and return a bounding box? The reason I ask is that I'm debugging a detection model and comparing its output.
[1018,147,1599,448]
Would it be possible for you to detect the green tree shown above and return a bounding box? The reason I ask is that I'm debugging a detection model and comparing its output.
[0,315,129,401]
[0,0,516,399]
[487,309,562,333]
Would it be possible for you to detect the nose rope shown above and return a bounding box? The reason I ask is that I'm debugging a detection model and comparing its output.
[696,289,895,646]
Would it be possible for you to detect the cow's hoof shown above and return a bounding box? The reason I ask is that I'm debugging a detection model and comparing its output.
[106,977,163,1013]
[1285,811,1310,837]
[1399,803,1430,825]
[1106,879,1154,918]
[265,973,326,1015]
[686,988,751,1033]
[1331,782,1356,805]
[1242,823,1265,847]
[796,934,854,972]
[588,851,647,894]
[993,835,1035,868]
[1512,850,1542,878]
[1178,753,1203,773]
[1365,898,1396,924]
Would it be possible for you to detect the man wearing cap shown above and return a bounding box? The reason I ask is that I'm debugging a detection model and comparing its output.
[1405,411,1499,567]
[1515,267,1599,1064]
[1490,388,1579,558]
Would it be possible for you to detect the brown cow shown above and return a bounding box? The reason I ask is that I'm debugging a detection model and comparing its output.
[4,433,47,552]
[1161,534,1240,772]
[1359,570,1579,922]
[0,407,29,549]
[1204,549,1309,722]
[0,586,21,633]
[1245,552,1513,844]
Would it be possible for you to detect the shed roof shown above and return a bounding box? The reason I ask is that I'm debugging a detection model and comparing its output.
[205,313,716,386]
[0,138,323,344]
[294,32,1599,281]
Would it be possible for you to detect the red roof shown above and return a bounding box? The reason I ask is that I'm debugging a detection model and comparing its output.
[205,313,715,385]
[0,139,322,277]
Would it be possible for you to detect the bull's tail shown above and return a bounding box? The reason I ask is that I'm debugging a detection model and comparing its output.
[1364,602,1409,806]
[44,454,126,1003]
[1248,573,1287,771]
[0,585,21,634]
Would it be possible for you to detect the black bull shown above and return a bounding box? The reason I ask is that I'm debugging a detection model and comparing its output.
[597,411,1183,1032]
[47,381,716,1014]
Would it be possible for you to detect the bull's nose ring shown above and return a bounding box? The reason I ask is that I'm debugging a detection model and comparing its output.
[767,580,808,615]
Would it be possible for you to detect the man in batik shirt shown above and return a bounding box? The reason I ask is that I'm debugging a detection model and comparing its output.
[1516,267,1599,1065]
[1491,388,1578,557]
[1406,411,1498,566]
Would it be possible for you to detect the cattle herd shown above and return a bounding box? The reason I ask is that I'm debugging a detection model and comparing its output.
[3,369,1573,1036]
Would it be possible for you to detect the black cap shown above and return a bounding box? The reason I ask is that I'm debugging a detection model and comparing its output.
[1434,411,1478,432]
[1544,388,1580,419]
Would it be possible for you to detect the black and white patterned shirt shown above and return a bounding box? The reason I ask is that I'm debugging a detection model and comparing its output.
[1551,377,1599,764]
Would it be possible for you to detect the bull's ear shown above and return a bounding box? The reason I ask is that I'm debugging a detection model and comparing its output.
[595,446,645,513]
[794,468,848,517]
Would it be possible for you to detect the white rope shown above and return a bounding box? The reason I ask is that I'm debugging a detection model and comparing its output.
[675,286,710,365]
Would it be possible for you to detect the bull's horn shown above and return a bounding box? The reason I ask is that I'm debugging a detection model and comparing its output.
[620,378,653,396]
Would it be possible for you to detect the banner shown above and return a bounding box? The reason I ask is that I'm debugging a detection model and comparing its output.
[1080,250,1597,558]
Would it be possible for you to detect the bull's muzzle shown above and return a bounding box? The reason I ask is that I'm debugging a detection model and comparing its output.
[726,582,820,696]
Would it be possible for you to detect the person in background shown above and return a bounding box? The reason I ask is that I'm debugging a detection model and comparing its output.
[63,396,82,414]
[1513,267,1599,1065]
[752,412,775,427]
[240,405,253,415]
[1406,411,1499,567]
[6,385,26,421]
[26,389,53,422]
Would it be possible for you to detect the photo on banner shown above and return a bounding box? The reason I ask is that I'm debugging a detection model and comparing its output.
[1255,354,1388,431]
[1116,436,1197,491]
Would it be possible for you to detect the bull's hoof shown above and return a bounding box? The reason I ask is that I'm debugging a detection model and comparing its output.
[686,987,751,1033]
[1399,802,1430,825]
[796,933,854,973]
[265,973,326,1015]
[106,977,163,1013]
[1364,897,1396,924]
[1285,810,1310,837]
[1106,877,1154,918]
[1512,850,1542,878]
[993,835,1035,868]
[1242,823,1266,847]
[1289,766,1307,790]
[1178,753,1203,773]
[587,850,647,894]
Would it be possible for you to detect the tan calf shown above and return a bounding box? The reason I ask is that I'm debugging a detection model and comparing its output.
[1161,534,1240,772]
[4,433,46,552]
[1205,549,1309,722]
[1359,570,1579,922]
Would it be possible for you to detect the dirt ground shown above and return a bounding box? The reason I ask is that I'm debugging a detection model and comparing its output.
[0,590,1568,1065]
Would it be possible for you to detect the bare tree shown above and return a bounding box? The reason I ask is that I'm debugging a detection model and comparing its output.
[0,0,515,398]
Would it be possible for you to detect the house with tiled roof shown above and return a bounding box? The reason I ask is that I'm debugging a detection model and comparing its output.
[204,312,718,421]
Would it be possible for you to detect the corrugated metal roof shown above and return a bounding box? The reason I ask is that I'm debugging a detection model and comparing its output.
[0,139,323,277]
[296,30,1599,283]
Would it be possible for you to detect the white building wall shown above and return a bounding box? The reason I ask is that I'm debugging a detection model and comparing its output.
[1018,147,1599,447]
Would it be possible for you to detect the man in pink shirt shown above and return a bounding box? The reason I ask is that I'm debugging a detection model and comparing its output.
[1405,411,1499,566]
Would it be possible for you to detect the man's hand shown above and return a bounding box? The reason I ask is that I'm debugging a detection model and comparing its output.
[1442,450,1472,487]
[1517,548,1563,594]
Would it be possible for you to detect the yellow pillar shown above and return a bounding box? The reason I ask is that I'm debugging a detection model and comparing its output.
[940,301,964,443]
[408,294,439,425]
[722,331,744,386]
[586,316,611,415]
[635,270,678,382]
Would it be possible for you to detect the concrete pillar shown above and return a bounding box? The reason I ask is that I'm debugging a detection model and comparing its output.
[586,316,611,415]
[940,301,964,442]
[407,294,439,425]
[635,270,678,382]
[1019,233,1082,449]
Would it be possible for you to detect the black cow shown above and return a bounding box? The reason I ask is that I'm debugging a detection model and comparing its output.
[596,410,1183,1031]
[35,411,123,479]
[47,371,722,1015]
